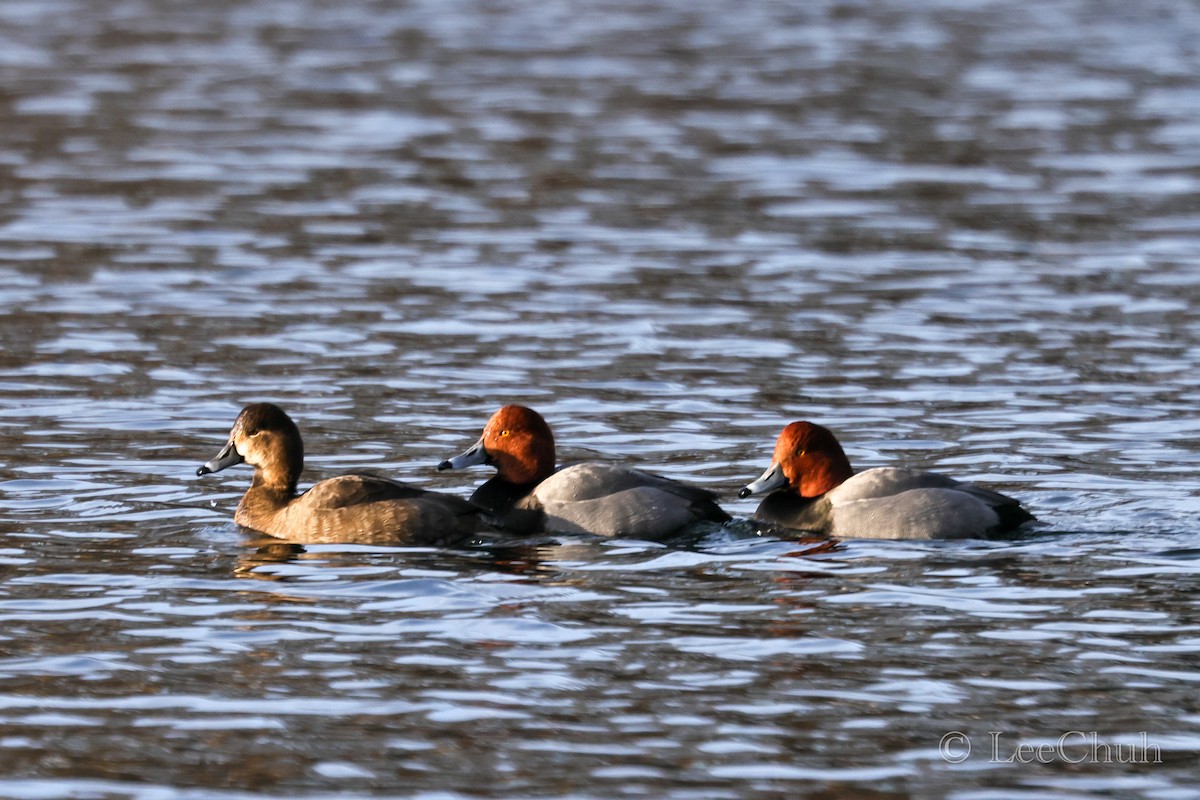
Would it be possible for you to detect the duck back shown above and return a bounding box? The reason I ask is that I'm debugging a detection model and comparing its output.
[755,467,1033,540]
[238,472,487,546]
[828,487,1001,540]
[473,462,728,539]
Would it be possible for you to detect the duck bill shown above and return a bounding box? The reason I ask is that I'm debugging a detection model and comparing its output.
[437,438,490,471]
[738,461,787,498]
[197,439,244,476]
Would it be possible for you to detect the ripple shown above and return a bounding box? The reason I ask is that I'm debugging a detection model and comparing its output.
[0,0,1199,798]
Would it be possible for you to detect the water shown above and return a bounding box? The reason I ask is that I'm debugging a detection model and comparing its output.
[1,0,1198,796]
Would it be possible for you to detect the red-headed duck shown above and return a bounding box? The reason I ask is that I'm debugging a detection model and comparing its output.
[197,403,490,545]
[739,421,1034,539]
[437,404,730,539]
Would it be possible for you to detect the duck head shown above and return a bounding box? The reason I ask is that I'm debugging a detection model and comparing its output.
[438,404,556,486]
[197,403,303,494]
[739,421,853,499]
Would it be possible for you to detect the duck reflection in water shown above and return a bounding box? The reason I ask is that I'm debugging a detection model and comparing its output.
[234,531,591,585]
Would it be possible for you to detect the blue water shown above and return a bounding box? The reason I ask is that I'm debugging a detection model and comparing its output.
[1,0,1199,797]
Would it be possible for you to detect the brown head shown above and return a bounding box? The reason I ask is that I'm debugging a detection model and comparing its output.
[739,421,853,499]
[197,403,304,495]
[437,404,556,485]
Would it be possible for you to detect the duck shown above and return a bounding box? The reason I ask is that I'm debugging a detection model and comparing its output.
[739,421,1034,540]
[196,403,490,546]
[436,404,730,539]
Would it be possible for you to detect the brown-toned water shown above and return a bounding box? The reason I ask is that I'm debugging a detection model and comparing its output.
[1,0,1199,797]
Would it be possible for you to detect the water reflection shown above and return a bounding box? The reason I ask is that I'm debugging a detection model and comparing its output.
[234,537,309,580]
[233,533,592,584]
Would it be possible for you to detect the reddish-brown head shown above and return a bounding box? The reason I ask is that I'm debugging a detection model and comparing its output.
[771,421,853,497]
[480,405,557,485]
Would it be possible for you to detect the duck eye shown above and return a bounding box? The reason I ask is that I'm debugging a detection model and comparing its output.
[795,448,806,457]
[499,429,511,437]
[246,429,260,438]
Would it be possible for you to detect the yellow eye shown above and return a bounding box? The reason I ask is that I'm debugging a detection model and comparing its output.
[499,429,511,437]
[796,448,806,457]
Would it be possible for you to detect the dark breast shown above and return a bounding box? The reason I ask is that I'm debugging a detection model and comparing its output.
[470,477,546,533]
[753,492,834,535]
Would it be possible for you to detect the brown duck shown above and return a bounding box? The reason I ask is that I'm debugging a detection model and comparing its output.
[197,403,490,545]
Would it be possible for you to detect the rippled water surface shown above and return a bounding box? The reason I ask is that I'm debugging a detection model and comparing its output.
[2,0,1199,797]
